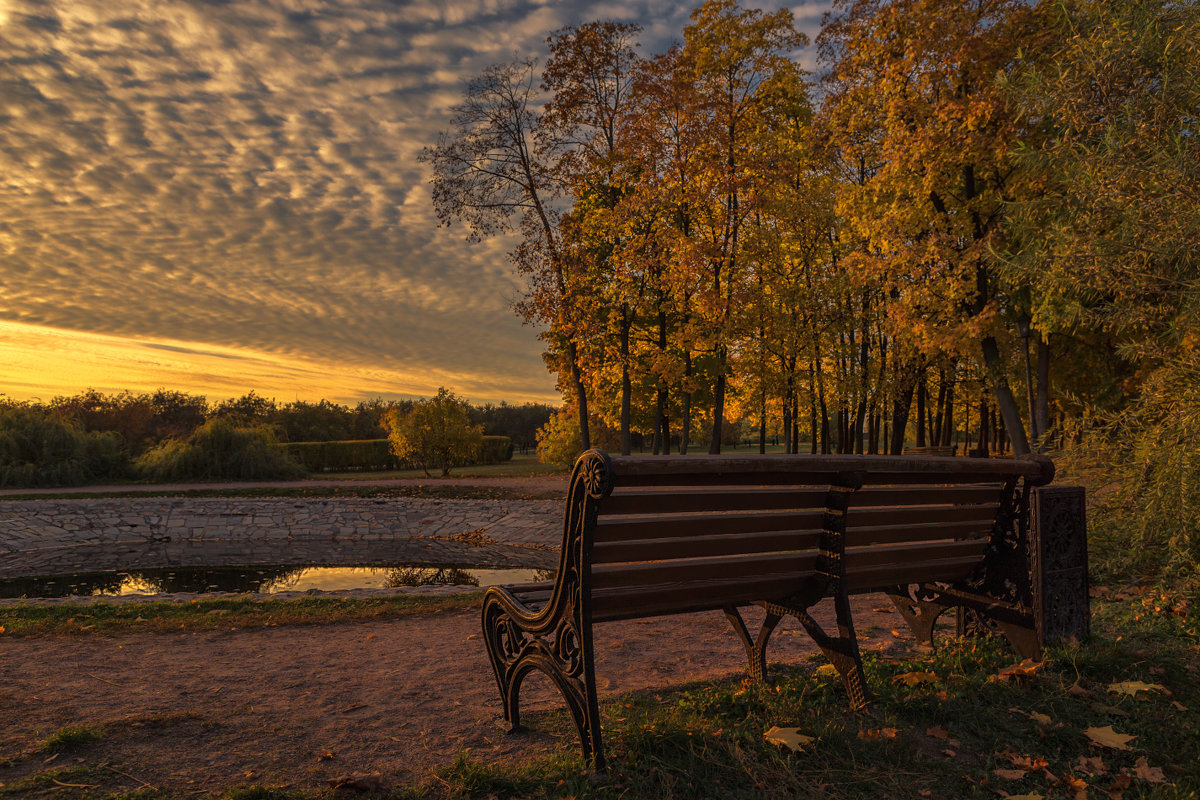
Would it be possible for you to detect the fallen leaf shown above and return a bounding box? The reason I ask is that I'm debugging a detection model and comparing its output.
[764,726,814,752]
[894,671,939,686]
[1009,707,1053,725]
[1085,726,1136,750]
[1064,774,1088,795]
[1108,681,1166,698]
[890,629,904,637]
[918,790,932,797]
[991,659,1043,683]
[995,768,1028,780]
[1068,685,1093,698]
[1077,755,1109,775]
[942,748,958,757]
[858,728,900,741]
[925,725,949,739]
[1132,757,1165,783]
[998,793,1044,800]
[871,606,893,613]
[815,664,839,678]
[318,751,335,761]
[1171,701,1189,712]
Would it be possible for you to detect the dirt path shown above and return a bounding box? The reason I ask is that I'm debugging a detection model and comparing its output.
[0,596,914,797]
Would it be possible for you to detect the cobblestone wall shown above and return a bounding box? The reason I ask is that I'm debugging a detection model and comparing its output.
[0,498,561,578]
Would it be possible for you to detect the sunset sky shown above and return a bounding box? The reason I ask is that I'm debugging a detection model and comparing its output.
[0,0,826,406]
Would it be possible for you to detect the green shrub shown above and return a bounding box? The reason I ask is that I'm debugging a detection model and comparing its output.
[478,435,514,464]
[384,387,483,476]
[135,418,305,481]
[278,439,402,472]
[0,405,129,487]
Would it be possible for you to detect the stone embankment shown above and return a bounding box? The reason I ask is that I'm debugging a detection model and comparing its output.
[0,497,562,581]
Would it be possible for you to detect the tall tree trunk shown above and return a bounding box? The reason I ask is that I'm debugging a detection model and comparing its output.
[980,336,1031,455]
[932,372,947,447]
[941,378,955,449]
[915,367,928,447]
[808,359,818,455]
[567,340,590,452]
[680,352,693,455]
[619,312,632,456]
[1036,336,1051,443]
[709,346,727,454]
[759,388,767,455]
[889,361,917,455]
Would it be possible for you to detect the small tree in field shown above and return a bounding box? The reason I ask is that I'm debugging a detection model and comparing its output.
[384,388,483,476]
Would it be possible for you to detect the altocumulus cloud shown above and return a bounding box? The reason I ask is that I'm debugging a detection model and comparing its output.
[0,0,823,404]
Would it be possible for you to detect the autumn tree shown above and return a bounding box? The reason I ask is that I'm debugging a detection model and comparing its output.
[384,388,483,477]
[677,0,807,452]
[422,59,595,450]
[818,0,1039,453]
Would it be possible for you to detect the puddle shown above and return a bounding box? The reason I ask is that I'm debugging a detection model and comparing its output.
[0,565,553,599]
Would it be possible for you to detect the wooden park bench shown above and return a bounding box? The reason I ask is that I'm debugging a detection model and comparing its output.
[481,449,1072,773]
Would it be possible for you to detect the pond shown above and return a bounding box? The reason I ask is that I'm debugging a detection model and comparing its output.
[0,564,553,599]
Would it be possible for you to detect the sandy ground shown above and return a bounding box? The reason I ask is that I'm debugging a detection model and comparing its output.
[0,595,916,797]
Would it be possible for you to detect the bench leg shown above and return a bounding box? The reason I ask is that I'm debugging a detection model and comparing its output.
[481,598,606,773]
[795,594,872,711]
[723,606,781,683]
[887,586,954,648]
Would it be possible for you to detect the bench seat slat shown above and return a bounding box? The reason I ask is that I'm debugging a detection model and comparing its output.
[846,538,989,567]
[844,556,983,590]
[602,487,830,515]
[595,511,825,542]
[591,571,816,622]
[592,529,821,563]
[852,485,1003,507]
[846,504,998,529]
[844,519,994,547]
[591,551,817,591]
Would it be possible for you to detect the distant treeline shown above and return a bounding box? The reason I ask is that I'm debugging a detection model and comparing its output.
[3,389,554,455]
[0,389,555,487]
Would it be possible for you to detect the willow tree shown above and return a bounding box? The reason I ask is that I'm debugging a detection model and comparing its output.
[422,59,593,449]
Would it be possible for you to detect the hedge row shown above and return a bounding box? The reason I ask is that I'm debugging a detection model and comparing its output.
[278,436,513,473]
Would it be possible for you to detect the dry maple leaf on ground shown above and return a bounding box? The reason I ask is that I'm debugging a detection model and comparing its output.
[1133,757,1166,783]
[764,726,815,752]
[1084,725,1137,750]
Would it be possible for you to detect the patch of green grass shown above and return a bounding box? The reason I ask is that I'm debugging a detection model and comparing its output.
[412,592,1200,799]
[38,726,102,754]
[0,592,481,638]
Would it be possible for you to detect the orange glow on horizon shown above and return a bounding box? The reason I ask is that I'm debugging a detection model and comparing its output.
[0,320,558,406]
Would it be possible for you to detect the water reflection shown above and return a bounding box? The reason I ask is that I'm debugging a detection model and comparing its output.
[0,565,553,599]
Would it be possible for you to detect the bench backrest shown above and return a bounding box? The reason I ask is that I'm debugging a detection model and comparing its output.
[571,451,1053,623]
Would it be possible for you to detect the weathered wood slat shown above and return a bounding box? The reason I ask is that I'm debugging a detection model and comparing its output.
[853,485,1003,507]
[846,504,998,528]
[591,572,816,622]
[592,529,821,564]
[601,487,829,515]
[843,556,982,590]
[594,510,826,542]
[844,539,989,571]
[844,520,993,547]
[592,551,817,591]
[609,454,1051,485]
